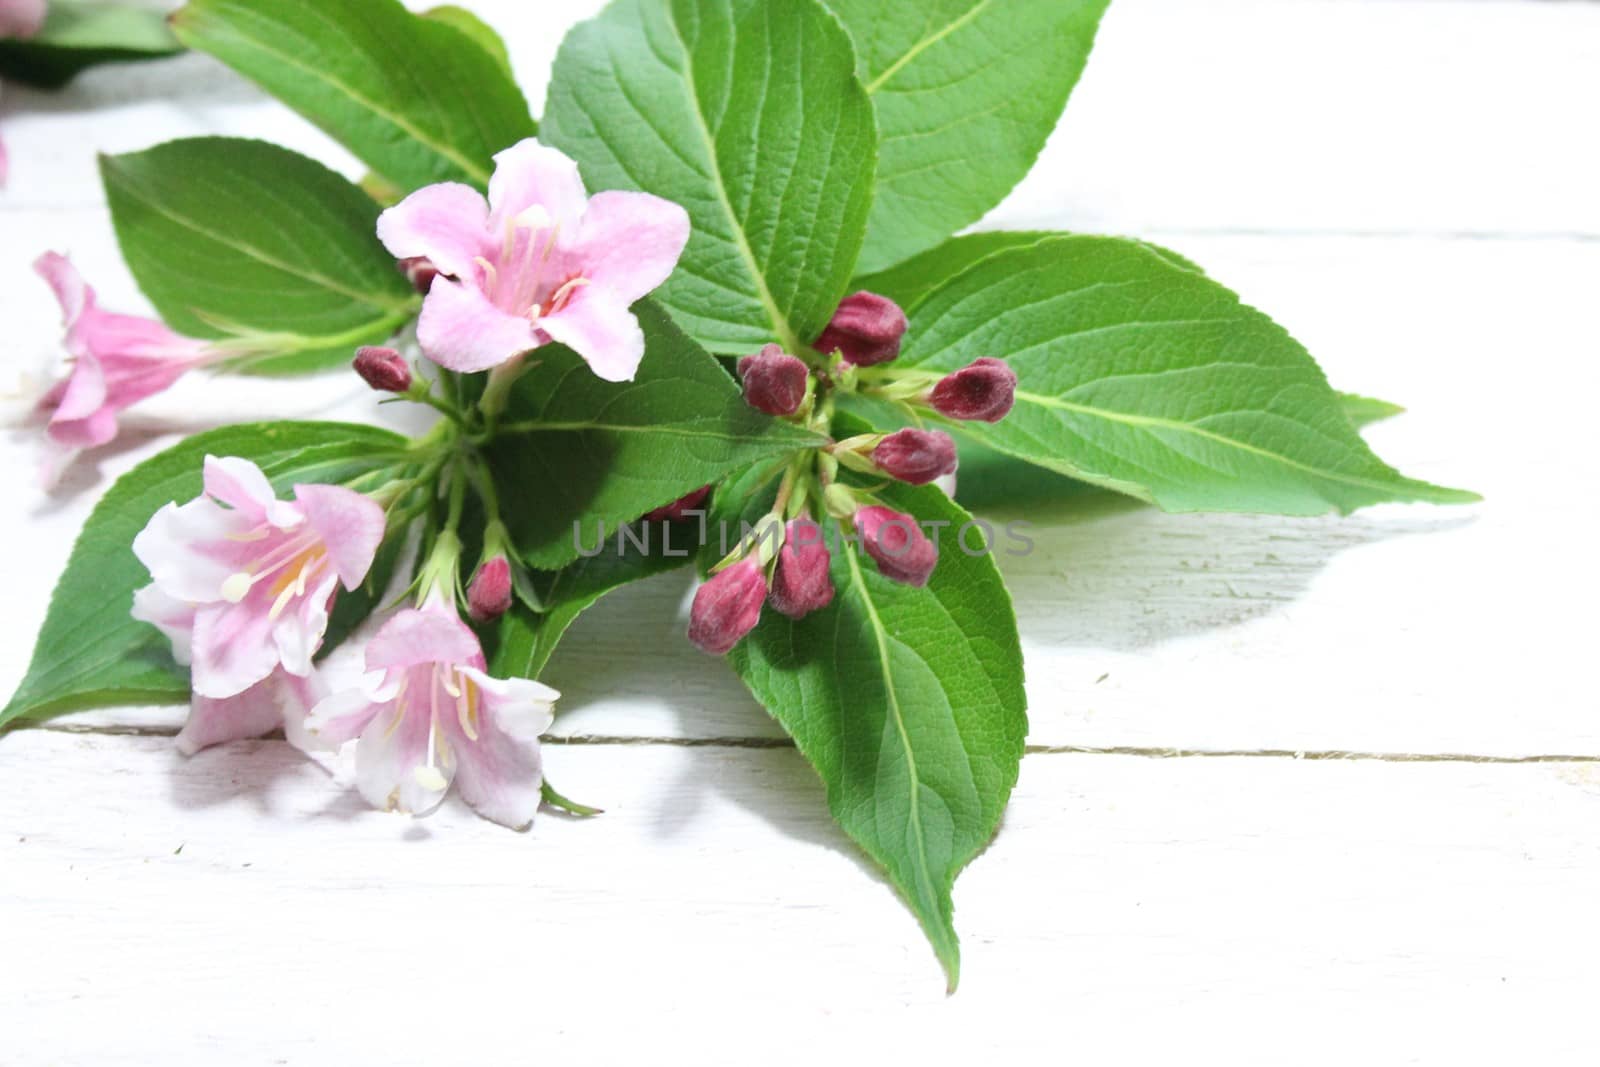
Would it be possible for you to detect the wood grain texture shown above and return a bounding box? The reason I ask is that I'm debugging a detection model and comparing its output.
[3,0,1598,1057]
[6,731,1600,1064]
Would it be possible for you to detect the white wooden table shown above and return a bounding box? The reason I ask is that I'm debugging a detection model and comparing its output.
[3,1,1598,1062]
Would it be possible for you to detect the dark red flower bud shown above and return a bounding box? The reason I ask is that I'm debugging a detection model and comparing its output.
[737,343,809,416]
[871,428,958,486]
[854,505,937,587]
[399,256,439,293]
[353,346,412,393]
[467,556,514,623]
[768,519,834,618]
[688,560,768,655]
[928,357,1017,423]
[645,484,712,523]
[814,291,907,366]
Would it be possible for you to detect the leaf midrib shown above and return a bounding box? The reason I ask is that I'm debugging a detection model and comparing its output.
[181,6,492,185]
[1015,388,1461,499]
[660,7,805,356]
[841,548,947,957]
[106,166,417,315]
[863,0,993,94]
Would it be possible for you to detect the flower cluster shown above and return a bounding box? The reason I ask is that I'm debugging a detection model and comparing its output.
[686,290,1019,655]
[132,455,560,829]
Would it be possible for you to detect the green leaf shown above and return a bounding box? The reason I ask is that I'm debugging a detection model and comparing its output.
[422,5,513,76]
[172,0,536,192]
[488,521,696,681]
[543,0,877,355]
[0,0,180,89]
[2,422,409,729]
[829,0,1109,273]
[726,478,1026,991]
[896,235,1478,515]
[856,230,1209,315]
[1339,391,1405,429]
[486,301,824,570]
[100,137,418,375]
[856,230,1055,312]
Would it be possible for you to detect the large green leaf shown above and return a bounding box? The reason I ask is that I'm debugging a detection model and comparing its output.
[2,423,409,728]
[726,478,1026,991]
[829,0,1109,272]
[0,0,180,89]
[421,5,514,77]
[543,0,877,356]
[172,0,536,192]
[486,302,824,570]
[897,236,1478,515]
[100,138,418,375]
[489,522,696,681]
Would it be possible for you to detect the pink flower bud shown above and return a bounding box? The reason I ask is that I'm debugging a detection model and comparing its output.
[928,357,1017,422]
[645,484,712,522]
[353,346,412,393]
[871,428,958,486]
[854,505,937,587]
[737,343,809,416]
[768,519,834,618]
[467,556,514,622]
[814,291,907,366]
[398,256,439,293]
[688,560,768,655]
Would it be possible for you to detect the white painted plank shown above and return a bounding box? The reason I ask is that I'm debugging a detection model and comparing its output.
[8,234,1592,757]
[4,731,1600,1064]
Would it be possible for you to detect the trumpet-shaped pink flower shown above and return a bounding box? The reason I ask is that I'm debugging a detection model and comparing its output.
[132,456,386,707]
[0,0,46,39]
[32,252,215,480]
[376,139,690,382]
[304,599,559,829]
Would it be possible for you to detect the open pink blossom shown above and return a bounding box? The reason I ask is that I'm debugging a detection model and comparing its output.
[376,139,689,381]
[303,598,559,829]
[132,456,386,714]
[0,0,46,39]
[32,252,214,480]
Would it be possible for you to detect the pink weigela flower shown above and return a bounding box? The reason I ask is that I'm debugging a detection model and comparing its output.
[132,456,386,749]
[31,252,215,482]
[376,138,690,382]
[304,598,559,829]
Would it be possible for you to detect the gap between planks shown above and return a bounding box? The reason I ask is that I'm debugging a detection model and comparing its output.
[12,721,1600,765]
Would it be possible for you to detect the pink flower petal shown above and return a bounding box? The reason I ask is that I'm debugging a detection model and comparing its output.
[355,699,451,815]
[294,482,386,590]
[33,252,91,329]
[302,676,386,750]
[443,710,543,830]
[0,0,47,38]
[539,284,645,383]
[272,570,338,678]
[203,456,291,526]
[132,584,198,667]
[364,605,483,673]
[570,190,690,302]
[132,497,252,604]
[375,182,491,281]
[176,672,287,756]
[416,277,540,372]
[486,139,588,233]
[190,597,284,699]
[48,351,108,424]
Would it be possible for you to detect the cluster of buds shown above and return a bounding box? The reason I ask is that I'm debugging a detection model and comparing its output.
[685,289,1024,656]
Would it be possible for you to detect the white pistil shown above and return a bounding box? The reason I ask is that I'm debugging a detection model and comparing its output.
[412,666,449,792]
